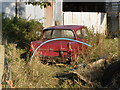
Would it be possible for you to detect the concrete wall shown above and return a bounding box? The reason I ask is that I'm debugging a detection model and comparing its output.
[63,12,107,34]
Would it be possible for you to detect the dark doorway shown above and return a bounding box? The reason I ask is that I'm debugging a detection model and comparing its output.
[63,2,119,37]
[106,2,119,38]
[63,2,106,12]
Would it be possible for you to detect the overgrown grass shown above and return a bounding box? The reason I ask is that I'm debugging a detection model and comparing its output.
[4,36,118,88]
[4,44,74,88]
[80,28,118,64]
[3,22,119,88]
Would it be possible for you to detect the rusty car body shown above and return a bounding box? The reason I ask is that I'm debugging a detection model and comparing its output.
[29,25,89,63]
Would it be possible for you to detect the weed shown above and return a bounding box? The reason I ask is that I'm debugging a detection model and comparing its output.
[3,26,119,88]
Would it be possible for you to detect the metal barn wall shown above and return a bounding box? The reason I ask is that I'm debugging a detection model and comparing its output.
[2,2,45,23]
[25,4,44,23]
[63,12,107,34]
[106,2,119,33]
[2,2,16,18]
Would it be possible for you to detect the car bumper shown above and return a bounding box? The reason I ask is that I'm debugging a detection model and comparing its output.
[37,55,71,63]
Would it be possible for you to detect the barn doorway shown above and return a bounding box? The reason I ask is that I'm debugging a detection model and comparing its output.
[106,2,119,38]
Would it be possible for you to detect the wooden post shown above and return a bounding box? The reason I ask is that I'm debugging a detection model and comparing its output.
[0,45,4,83]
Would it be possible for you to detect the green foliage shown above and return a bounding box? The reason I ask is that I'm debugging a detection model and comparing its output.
[2,17,43,49]
[25,1,51,9]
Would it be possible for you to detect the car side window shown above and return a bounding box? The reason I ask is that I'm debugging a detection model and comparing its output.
[81,28,88,39]
[76,30,82,38]
[43,30,52,39]
[52,30,74,38]
[62,30,74,38]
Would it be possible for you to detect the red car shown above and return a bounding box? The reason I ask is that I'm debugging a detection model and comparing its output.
[30,25,90,64]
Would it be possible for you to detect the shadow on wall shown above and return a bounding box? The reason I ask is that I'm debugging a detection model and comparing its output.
[107,13,119,38]
[2,2,25,18]
[101,13,105,25]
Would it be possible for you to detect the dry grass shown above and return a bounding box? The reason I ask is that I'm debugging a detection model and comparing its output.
[11,60,60,88]
[4,33,119,88]
[4,44,73,88]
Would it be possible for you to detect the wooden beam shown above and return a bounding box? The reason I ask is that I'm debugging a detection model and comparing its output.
[0,45,4,83]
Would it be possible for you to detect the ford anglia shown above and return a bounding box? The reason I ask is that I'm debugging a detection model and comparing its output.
[29,25,90,64]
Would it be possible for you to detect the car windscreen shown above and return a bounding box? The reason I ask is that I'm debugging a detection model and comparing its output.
[43,29,75,39]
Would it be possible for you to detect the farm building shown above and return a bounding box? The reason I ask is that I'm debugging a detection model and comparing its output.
[0,0,120,35]
[47,0,119,35]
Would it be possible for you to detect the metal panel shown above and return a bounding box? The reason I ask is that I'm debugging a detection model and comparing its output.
[72,12,81,25]
[25,4,44,21]
[2,2,16,18]
[63,12,72,25]
[63,12,107,34]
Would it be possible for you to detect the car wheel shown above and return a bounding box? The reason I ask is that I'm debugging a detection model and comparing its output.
[101,61,120,87]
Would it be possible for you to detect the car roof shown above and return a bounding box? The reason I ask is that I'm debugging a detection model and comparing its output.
[44,25,85,31]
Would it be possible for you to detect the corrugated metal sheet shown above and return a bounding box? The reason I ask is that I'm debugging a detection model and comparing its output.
[63,12,107,34]
[2,2,44,22]
[2,2,16,18]
[25,4,44,21]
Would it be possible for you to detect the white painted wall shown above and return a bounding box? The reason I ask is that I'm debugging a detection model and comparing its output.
[63,12,107,34]
[2,2,26,18]
[54,0,63,25]
[2,2,16,18]
[2,2,45,24]
[25,4,44,23]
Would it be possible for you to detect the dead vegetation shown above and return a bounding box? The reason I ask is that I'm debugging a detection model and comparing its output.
[3,31,119,88]
[2,17,119,88]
